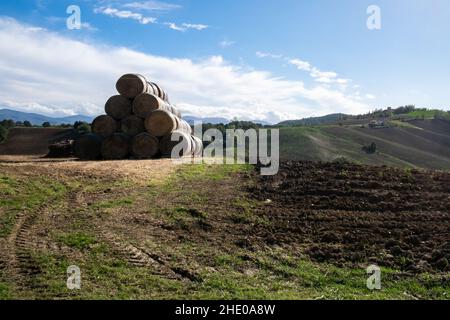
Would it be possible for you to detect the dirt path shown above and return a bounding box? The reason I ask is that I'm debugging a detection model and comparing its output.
[0,156,180,184]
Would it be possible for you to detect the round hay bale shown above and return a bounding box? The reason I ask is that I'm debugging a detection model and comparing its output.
[116,74,148,99]
[145,110,177,137]
[120,115,144,137]
[178,118,192,134]
[92,115,118,138]
[73,133,102,160]
[191,135,203,157]
[133,93,172,119]
[101,133,130,160]
[131,133,159,159]
[147,82,159,97]
[171,106,181,118]
[149,82,169,102]
[105,95,132,120]
[159,130,193,157]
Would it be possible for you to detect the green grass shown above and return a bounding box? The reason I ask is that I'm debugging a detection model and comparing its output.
[388,120,423,129]
[89,197,134,210]
[0,175,67,237]
[56,232,97,250]
[174,162,251,182]
[162,162,252,194]
[407,109,450,120]
[6,243,448,300]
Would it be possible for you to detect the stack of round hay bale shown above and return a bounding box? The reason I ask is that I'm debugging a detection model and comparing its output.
[73,74,203,160]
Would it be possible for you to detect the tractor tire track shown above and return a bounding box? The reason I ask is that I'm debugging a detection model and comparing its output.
[7,204,49,293]
[69,187,198,282]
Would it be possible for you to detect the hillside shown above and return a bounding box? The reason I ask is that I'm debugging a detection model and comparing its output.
[0,128,79,155]
[0,109,93,126]
[278,119,450,170]
[278,113,349,126]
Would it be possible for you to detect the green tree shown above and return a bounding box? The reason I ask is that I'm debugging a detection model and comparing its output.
[76,122,91,133]
[0,124,7,143]
[23,120,32,127]
[42,122,51,128]
[0,119,15,129]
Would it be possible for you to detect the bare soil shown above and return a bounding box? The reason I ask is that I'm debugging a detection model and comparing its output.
[249,161,450,273]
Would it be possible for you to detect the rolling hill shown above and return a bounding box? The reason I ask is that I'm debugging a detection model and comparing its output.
[0,109,93,126]
[0,127,79,155]
[278,119,450,170]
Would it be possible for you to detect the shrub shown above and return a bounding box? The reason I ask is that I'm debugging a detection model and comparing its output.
[362,142,377,154]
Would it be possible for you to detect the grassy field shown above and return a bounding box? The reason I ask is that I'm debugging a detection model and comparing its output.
[279,119,450,170]
[0,160,448,300]
[406,109,450,120]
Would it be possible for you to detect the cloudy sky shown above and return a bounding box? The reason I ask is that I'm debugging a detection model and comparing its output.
[0,0,449,123]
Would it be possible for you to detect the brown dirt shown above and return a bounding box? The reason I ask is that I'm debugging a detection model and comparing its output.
[0,128,79,156]
[249,161,450,273]
[0,157,180,183]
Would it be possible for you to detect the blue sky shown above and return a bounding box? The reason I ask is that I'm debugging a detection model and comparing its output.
[0,0,449,123]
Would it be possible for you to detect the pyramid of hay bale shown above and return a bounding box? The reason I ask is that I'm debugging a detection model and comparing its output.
[73,74,202,160]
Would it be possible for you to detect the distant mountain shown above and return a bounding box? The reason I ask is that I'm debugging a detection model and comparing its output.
[277,113,349,126]
[183,115,230,125]
[0,109,93,125]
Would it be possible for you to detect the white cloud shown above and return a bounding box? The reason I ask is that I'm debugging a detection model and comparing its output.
[219,40,235,48]
[165,22,185,31]
[95,4,207,32]
[95,7,157,24]
[289,60,350,85]
[181,23,208,31]
[0,18,371,123]
[256,51,282,59]
[122,1,182,12]
[289,59,311,71]
[365,94,376,100]
[165,22,208,32]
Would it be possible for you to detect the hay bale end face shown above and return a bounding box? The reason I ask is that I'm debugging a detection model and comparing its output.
[116,74,148,99]
[105,95,132,120]
[133,93,179,119]
[145,110,177,137]
[92,115,118,138]
[131,133,159,159]
[120,115,145,137]
[101,133,130,160]
[73,133,102,160]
